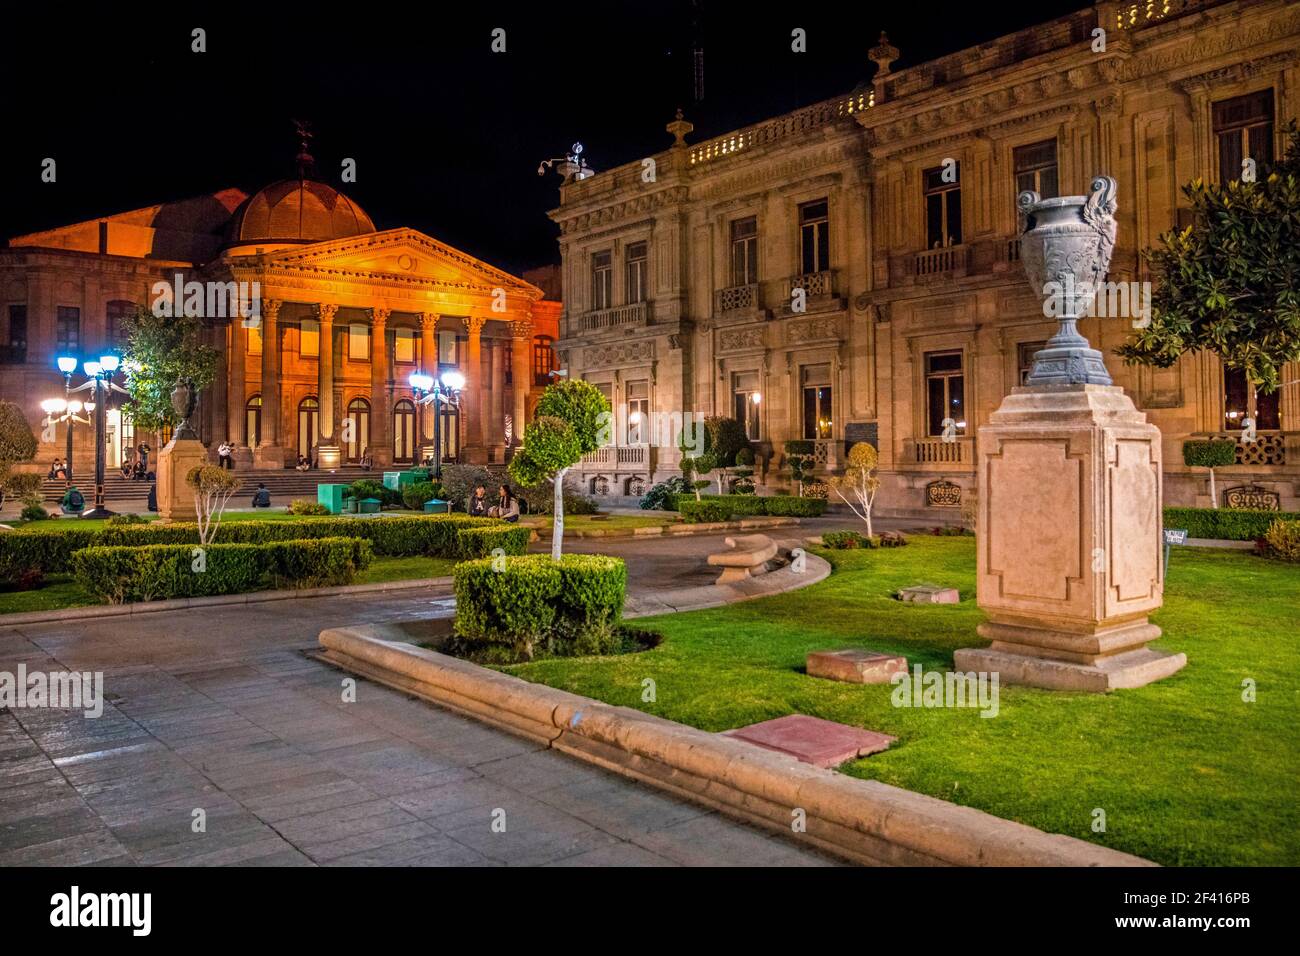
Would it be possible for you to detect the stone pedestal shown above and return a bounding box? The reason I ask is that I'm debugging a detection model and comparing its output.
[954,384,1186,692]
[155,437,209,522]
[316,445,342,469]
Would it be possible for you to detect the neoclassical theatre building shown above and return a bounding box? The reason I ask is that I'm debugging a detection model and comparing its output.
[550,0,1300,514]
[1,163,561,474]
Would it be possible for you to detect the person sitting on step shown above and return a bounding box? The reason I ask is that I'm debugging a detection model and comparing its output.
[251,483,272,508]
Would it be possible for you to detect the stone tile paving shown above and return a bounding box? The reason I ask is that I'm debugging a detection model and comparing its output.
[0,573,839,867]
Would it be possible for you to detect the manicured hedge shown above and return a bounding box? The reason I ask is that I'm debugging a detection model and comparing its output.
[453,553,626,658]
[676,494,827,522]
[455,524,532,559]
[71,537,372,604]
[0,515,508,579]
[1163,507,1300,541]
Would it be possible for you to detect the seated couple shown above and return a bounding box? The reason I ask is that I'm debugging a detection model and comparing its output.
[468,483,519,522]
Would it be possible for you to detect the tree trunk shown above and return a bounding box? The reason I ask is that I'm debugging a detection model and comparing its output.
[552,466,568,560]
[1209,467,1217,509]
[865,504,873,539]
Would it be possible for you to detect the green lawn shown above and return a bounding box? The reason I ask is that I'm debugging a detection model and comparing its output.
[502,536,1300,866]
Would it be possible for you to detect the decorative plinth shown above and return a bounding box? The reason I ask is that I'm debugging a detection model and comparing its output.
[155,437,208,521]
[962,383,1184,692]
[316,444,341,469]
[807,649,908,685]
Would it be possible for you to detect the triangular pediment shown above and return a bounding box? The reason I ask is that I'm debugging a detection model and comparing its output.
[262,228,541,298]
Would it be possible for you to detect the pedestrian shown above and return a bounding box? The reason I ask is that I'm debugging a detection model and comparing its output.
[251,482,271,508]
[217,441,233,469]
[468,484,489,516]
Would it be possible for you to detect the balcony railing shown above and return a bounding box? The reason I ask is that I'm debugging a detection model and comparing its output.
[1204,432,1287,467]
[579,444,652,468]
[580,301,650,332]
[912,245,967,279]
[912,436,974,465]
[786,269,836,299]
[716,284,761,313]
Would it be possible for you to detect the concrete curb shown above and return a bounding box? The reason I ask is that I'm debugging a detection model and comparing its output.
[623,551,832,617]
[315,628,1153,867]
[527,515,801,539]
[0,576,453,627]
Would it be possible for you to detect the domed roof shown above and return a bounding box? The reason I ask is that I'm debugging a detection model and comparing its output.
[226,179,375,246]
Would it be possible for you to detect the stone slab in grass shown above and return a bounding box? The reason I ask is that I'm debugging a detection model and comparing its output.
[896,583,960,604]
[807,648,908,684]
[722,714,895,769]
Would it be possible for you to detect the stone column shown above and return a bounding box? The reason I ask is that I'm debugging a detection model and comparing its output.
[489,335,505,460]
[418,312,438,460]
[315,303,340,468]
[509,316,533,446]
[462,314,487,463]
[253,299,287,469]
[369,307,392,468]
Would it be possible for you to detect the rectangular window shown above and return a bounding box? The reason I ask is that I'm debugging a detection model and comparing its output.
[592,251,613,310]
[924,165,962,248]
[394,328,416,364]
[730,217,758,287]
[56,306,80,353]
[1223,367,1280,431]
[1018,341,1046,385]
[925,350,965,437]
[799,199,830,274]
[247,323,262,354]
[626,380,649,444]
[801,364,833,440]
[348,323,370,361]
[732,371,761,441]
[300,319,319,358]
[625,241,648,304]
[1214,90,1274,185]
[7,305,27,349]
[1013,140,1058,199]
[438,328,460,366]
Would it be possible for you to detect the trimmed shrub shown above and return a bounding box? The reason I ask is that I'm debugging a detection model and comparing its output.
[289,499,331,516]
[822,530,866,549]
[106,513,148,526]
[453,553,626,659]
[1182,439,1237,469]
[71,537,369,603]
[20,502,50,521]
[640,476,691,511]
[675,494,827,518]
[0,526,98,581]
[679,500,733,523]
[1262,519,1300,561]
[455,524,532,559]
[347,478,401,508]
[400,481,444,512]
[440,464,497,511]
[1163,506,1300,541]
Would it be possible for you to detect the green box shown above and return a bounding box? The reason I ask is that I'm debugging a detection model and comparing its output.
[382,471,402,491]
[423,498,450,514]
[359,497,382,515]
[383,470,428,491]
[317,483,349,515]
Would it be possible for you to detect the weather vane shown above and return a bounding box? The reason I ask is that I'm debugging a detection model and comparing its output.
[537,142,592,183]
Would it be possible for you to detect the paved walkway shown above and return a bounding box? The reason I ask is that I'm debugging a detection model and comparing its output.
[0,531,842,867]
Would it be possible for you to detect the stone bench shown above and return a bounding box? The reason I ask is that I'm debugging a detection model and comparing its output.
[707,534,778,584]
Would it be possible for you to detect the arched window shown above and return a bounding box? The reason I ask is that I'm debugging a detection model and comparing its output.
[245,395,262,448]
[533,334,556,386]
[106,300,134,351]
[346,398,370,463]
[393,399,416,463]
[298,396,319,460]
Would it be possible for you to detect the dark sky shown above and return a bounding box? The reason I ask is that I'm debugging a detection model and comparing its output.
[1,1,1085,276]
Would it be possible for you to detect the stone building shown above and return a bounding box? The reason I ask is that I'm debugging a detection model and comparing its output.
[549,0,1300,514]
[1,155,561,476]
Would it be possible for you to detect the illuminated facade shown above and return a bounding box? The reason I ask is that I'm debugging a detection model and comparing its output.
[550,0,1300,513]
[1,175,560,474]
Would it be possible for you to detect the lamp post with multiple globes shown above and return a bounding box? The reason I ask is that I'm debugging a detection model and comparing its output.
[38,397,92,489]
[55,353,129,519]
[408,369,464,481]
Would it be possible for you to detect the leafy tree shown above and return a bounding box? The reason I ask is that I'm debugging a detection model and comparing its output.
[1182,439,1236,510]
[186,464,240,545]
[828,442,882,537]
[0,400,38,510]
[1118,121,1300,393]
[705,416,750,494]
[509,379,609,559]
[121,304,218,433]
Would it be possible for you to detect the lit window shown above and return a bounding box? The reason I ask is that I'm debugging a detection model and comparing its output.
[730,217,758,286]
[394,328,415,364]
[348,323,370,361]
[438,328,459,366]
[798,200,829,274]
[732,371,761,440]
[625,242,648,305]
[300,319,319,358]
[801,365,833,440]
[923,165,962,248]
[247,323,262,354]
[1213,90,1274,185]
[592,251,613,310]
[626,380,649,444]
[925,351,965,437]
[1223,367,1279,431]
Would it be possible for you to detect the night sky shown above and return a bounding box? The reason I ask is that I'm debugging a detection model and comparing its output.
[2,1,1085,277]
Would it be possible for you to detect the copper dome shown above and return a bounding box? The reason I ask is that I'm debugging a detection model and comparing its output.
[226,179,375,246]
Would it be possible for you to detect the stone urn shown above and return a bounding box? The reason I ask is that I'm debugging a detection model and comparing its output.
[170,378,198,440]
[1017,175,1117,386]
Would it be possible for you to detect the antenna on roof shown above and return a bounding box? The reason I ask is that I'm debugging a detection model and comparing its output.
[691,0,705,104]
[292,118,316,179]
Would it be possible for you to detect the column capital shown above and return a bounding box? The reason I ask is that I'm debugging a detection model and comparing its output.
[315,303,339,324]
[465,314,488,336]
[261,299,282,323]
[417,312,438,331]
[369,306,391,328]
[509,317,533,339]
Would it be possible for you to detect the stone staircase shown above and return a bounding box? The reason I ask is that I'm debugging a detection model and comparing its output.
[40,466,383,506]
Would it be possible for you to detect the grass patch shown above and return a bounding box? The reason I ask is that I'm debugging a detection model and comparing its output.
[355,555,458,584]
[521,514,682,532]
[501,536,1299,866]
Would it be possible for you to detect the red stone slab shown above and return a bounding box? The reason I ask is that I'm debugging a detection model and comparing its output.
[807,648,908,684]
[722,714,896,768]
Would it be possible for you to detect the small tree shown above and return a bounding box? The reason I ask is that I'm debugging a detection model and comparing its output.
[732,447,756,494]
[705,416,750,494]
[0,400,38,510]
[186,464,239,545]
[828,442,882,537]
[121,304,218,433]
[1182,439,1236,510]
[508,379,609,559]
[784,440,816,496]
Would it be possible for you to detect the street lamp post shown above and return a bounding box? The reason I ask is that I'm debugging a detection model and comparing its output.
[39,398,91,490]
[409,369,464,482]
[56,353,128,519]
